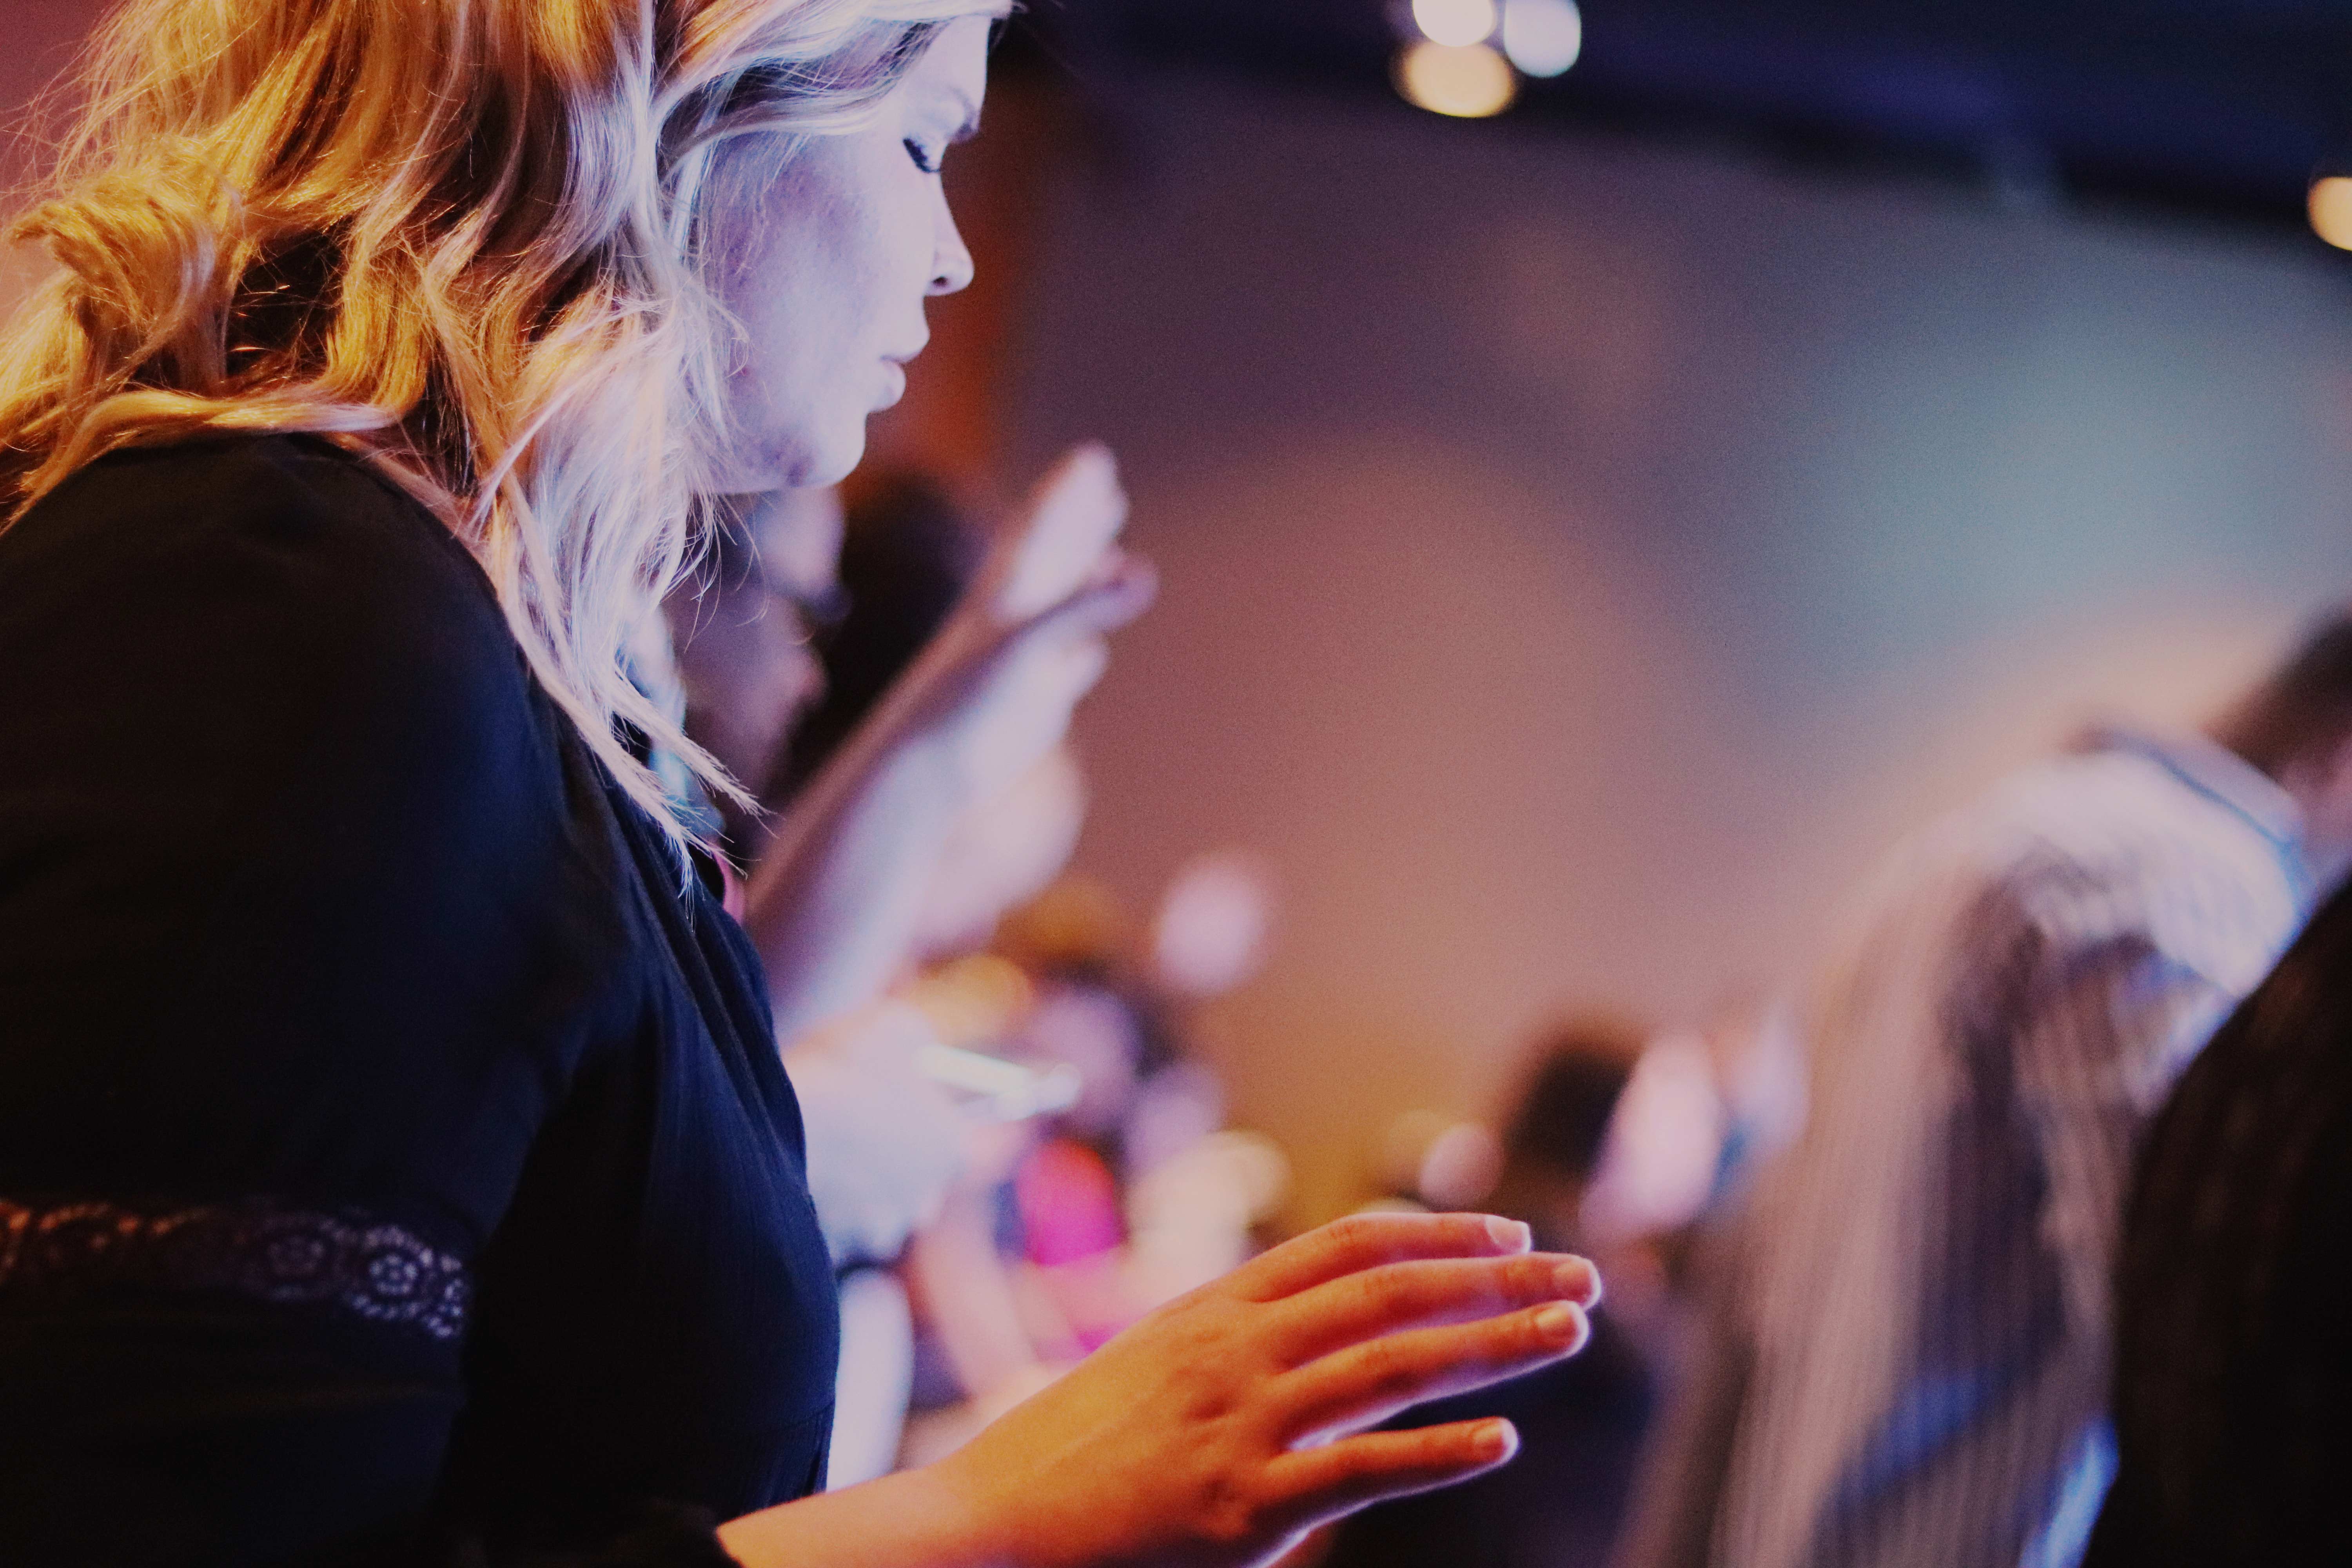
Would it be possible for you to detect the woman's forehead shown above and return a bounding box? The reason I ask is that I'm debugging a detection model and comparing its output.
[904,12,995,123]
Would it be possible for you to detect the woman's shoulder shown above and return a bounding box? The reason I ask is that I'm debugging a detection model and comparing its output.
[0,434,637,1194]
[0,432,602,1009]
[3,434,547,785]
[9,433,510,661]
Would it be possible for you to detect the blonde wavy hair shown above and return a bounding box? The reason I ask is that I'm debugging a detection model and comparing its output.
[0,0,996,835]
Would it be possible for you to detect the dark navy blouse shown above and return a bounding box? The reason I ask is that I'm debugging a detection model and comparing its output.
[0,436,838,1564]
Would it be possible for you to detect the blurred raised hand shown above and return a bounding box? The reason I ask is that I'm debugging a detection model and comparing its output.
[742,446,1154,1045]
[892,443,1156,804]
[785,1000,974,1266]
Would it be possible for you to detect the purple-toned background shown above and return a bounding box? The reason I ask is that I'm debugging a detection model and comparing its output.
[1010,78,2352,1218]
[7,7,2352,1220]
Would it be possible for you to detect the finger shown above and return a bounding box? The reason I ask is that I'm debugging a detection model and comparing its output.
[996,629,1110,725]
[948,636,1107,792]
[962,565,1151,764]
[1223,1211,1534,1305]
[1265,1253,1601,1367]
[1011,637,1110,729]
[927,554,1150,735]
[1259,1419,1519,1534]
[1017,552,1156,644]
[997,443,1128,621]
[1273,1301,1590,1444]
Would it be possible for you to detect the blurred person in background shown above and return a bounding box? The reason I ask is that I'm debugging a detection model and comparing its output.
[1561,994,1810,1380]
[671,463,1278,1482]
[835,742,1098,1481]
[1687,994,1809,1212]
[2085,778,2352,1563]
[778,470,984,807]
[667,471,979,875]
[902,863,1289,1463]
[668,468,996,1271]
[667,487,849,866]
[672,468,1090,1484]
[1320,1016,1658,1568]
[1615,615,2352,1568]
[706,459,1097,1053]
[995,882,1237,1350]
[1113,851,1292,1305]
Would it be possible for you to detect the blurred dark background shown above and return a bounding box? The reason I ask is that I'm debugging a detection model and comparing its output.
[1026,0,2352,231]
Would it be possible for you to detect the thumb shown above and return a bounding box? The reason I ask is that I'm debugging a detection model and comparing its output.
[1014,550,1158,648]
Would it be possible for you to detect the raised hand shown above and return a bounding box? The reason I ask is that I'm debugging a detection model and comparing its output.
[784,1001,975,1265]
[929,1210,1602,1568]
[740,445,1153,1045]
[893,443,1156,804]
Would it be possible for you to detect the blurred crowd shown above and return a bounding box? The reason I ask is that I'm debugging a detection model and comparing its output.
[666,471,1298,1490]
[671,457,2352,1568]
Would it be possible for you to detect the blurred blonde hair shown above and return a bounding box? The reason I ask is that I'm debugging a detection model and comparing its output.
[0,0,995,836]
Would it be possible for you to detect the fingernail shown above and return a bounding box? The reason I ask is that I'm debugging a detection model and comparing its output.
[1485,1216,1532,1252]
[1554,1259,1593,1299]
[1578,1257,1605,1308]
[1534,1302,1582,1341]
[1472,1419,1517,1462]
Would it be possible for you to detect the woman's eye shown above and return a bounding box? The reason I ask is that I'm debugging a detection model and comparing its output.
[904,139,944,176]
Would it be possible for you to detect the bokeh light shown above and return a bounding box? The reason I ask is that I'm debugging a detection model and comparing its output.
[1501,0,1583,78]
[2311,176,2352,252]
[1411,0,1499,49]
[1396,40,1518,119]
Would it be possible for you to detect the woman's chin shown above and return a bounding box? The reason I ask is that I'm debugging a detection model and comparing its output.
[710,430,863,495]
[790,421,870,490]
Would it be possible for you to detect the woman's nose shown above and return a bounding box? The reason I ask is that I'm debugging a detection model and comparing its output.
[930,200,976,296]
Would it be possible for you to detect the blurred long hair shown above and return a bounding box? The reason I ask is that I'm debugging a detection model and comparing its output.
[0,0,992,837]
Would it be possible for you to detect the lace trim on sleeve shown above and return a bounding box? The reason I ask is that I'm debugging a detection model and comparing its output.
[0,1197,471,1340]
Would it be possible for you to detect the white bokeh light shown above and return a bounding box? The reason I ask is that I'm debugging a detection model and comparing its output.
[1579,1033,1728,1245]
[1501,0,1583,78]
[1395,40,1517,118]
[1411,0,1499,49]
[1150,849,1278,1000]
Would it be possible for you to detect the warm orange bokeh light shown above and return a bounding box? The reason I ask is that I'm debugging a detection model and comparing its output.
[1395,40,1517,119]
[2309,176,2352,251]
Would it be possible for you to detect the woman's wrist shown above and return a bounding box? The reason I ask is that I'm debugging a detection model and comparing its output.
[861,713,978,824]
[857,633,1005,812]
[906,1451,1029,1568]
[712,1460,1023,1568]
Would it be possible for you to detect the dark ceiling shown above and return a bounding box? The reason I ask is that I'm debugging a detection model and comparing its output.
[1015,1,2352,234]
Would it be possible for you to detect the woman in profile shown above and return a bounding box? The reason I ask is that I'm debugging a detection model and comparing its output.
[0,2,1606,1564]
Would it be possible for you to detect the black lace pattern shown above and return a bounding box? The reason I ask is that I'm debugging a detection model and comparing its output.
[0,1198,471,1340]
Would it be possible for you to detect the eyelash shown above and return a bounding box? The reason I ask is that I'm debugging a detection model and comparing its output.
[904,139,944,176]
